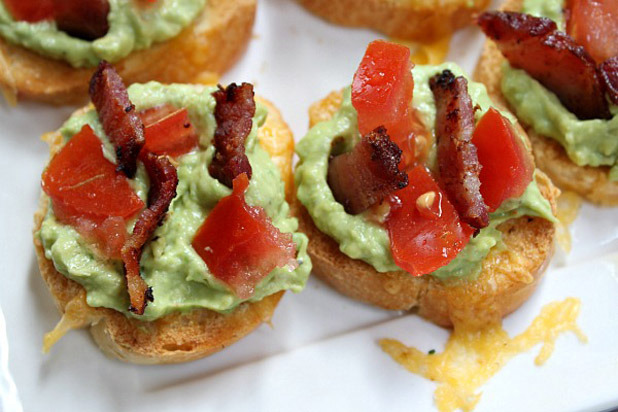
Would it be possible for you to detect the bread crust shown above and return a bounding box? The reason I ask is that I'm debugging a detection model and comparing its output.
[474,0,618,205]
[33,97,297,364]
[297,0,490,42]
[298,90,558,329]
[0,0,256,105]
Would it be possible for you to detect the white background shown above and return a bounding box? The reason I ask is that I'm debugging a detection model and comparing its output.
[1,0,618,411]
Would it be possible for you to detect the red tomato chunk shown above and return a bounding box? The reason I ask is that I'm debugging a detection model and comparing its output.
[192,173,297,299]
[141,107,199,158]
[4,0,54,22]
[352,40,418,165]
[472,108,534,212]
[42,125,144,221]
[386,166,473,276]
[567,0,618,63]
[42,125,144,257]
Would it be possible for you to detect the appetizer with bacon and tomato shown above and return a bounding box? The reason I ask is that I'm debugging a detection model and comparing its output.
[476,0,618,205]
[295,40,558,328]
[34,62,310,363]
[0,0,256,104]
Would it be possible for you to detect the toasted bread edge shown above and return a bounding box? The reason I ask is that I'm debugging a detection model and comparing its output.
[0,0,256,105]
[297,0,490,42]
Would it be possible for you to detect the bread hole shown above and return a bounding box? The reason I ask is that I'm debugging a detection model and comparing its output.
[162,343,195,352]
[384,280,402,295]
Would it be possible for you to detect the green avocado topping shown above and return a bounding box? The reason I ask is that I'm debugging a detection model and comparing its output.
[295,63,555,280]
[0,0,206,68]
[522,0,565,30]
[502,0,618,179]
[39,82,311,321]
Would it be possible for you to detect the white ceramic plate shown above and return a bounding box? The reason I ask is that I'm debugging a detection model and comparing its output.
[1,1,618,411]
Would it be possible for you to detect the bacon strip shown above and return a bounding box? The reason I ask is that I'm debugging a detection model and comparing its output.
[209,83,255,188]
[328,126,408,215]
[54,0,110,40]
[89,61,145,178]
[430,70,489,229]
[600,57,618,106]
[121,153,178,315]
[478,11,610,120]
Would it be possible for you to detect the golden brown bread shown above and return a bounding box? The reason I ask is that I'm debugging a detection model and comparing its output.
[0,0,255,105]
[298,90,558,329]
[297,0,490,42]
[474,0,618,205]
[33,98,296,364]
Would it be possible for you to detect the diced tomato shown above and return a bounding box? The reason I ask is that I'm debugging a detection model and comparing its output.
[140,107,199,158]
[386,165,473,276]
[4,0,54,22]
[70,215,127,259]
[567,0,618,63]
[139,104,179,126]
[192,173,298,299]
[53,201,126,258]
[352,40,419,166]
[42,125,144,222]
[472,108,534,212]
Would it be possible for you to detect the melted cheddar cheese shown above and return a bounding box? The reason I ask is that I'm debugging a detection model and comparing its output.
[555,191,582,253]
[392,36,452,66]
[380,298,586,412]
[193,71,220,86]
[43,292,103,353]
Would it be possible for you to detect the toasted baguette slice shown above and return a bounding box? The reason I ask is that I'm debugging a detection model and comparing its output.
[0,0,255,105]
[33,98,296,364]
[297,0,490,42]
[297,90,558,329]
[474,0,618,205]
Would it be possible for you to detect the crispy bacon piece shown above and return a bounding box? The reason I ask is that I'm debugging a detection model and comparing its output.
[209,83,255,188]
[328,126,408,215]
[430,70,489,229]
[54,0,110,40]
[121,153,178,315]
[600,57,618,106]
[478,11,610,120]
[89,61,145,178]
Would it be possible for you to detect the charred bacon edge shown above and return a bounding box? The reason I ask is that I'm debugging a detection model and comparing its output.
[55,0,110,41]
[600,57,618,106]
[478,11,611,120]
[430,70,489,229]
[89,61,145,178]
[327,126,408,215]
[209,83,256,188]
[121,153,178,315]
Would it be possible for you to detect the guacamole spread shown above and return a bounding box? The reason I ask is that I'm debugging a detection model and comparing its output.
[38,82,311,321]
[0,0,206,68]
[501,0,618,179]
[295,63,555,280]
